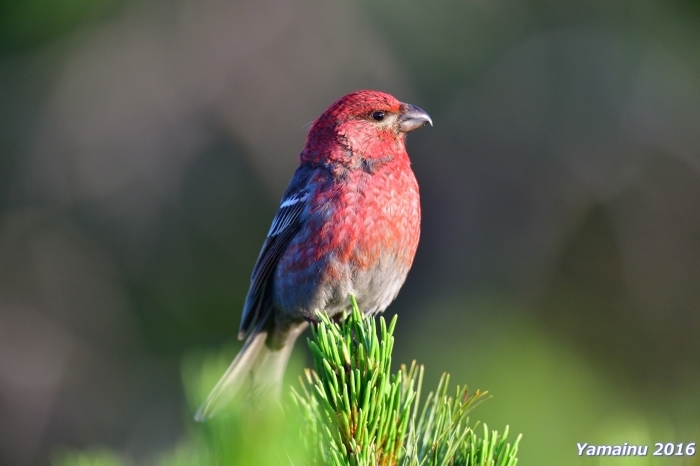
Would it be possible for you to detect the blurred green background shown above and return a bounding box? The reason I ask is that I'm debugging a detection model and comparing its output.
[1,0,699,464]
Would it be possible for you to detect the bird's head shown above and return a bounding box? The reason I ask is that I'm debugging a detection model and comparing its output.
[302,90,432,166]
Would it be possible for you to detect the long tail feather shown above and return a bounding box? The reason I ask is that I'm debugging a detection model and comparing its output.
[195,321,309,421]
[194,324,306,421]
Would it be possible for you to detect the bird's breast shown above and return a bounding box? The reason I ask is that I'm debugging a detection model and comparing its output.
[323,159,419,259]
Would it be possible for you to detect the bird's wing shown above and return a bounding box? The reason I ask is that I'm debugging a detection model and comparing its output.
[238,165,314,339]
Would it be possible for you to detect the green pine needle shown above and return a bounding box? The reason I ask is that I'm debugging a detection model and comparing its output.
[291,296,521,466]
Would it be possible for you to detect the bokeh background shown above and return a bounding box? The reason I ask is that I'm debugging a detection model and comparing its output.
[1,0,700,464]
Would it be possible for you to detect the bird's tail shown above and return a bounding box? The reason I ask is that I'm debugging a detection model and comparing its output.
[194,330,296,421]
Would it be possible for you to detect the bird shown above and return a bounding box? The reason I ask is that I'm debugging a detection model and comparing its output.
[195,90,431,421]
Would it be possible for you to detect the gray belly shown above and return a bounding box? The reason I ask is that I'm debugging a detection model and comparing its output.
[272,251,410,321]
[349,253,410,315]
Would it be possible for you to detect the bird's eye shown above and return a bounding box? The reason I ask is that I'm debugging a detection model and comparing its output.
[371,111,385,121]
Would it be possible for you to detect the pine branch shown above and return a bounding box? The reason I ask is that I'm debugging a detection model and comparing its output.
[291,296,521,466]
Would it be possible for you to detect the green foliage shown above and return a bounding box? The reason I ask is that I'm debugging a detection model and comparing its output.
[292,296,521,466]
[53,297,520,466]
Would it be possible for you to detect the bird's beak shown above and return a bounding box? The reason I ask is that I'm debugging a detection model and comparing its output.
[398,103,433,132]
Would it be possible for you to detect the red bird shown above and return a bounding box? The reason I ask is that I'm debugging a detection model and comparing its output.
[195,90,431,420]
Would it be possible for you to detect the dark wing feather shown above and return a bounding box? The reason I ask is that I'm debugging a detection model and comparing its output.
[238,165,314,339]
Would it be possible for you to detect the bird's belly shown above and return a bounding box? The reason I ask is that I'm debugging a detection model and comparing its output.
[349,252,412,315]
[273,247,411,320]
